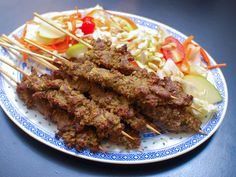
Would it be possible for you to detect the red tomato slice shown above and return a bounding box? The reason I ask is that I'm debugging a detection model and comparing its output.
[161,36,185,63]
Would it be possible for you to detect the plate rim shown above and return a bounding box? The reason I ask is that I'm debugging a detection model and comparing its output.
[0,9,228,164]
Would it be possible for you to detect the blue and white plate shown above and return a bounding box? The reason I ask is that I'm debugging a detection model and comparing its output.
[0,10,228,164]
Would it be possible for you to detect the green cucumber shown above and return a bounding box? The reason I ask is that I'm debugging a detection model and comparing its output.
[182,74,222,104]
[66,43,88,58]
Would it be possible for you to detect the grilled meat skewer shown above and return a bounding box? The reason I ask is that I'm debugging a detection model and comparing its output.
[36,86,124,139]
[75,39,192,107]
[17,71,140,150]
[14,60,200,135]
[141,105,202,133]
[56,125,100,152]
[79,39,139,75]
[35,88,140,149]
[54,72,157,133]
[16,73,101,151]
[60,60,192,108]
[16,71,137,140]
[55,70,199,133]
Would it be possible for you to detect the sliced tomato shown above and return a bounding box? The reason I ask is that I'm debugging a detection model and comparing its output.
[161,36,185,63]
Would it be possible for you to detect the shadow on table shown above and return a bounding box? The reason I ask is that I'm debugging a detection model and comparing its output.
[5,113,214,176]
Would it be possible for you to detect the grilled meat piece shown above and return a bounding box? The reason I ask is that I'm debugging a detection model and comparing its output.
[32,93,73,130]
[109,129,141,149]
[17,72,141,149]
[60,60,192,107]
[63,76,151,133]
[17,69,198,134]
[131,70,193,106]
[63,74,196,133]
[57,126,100,152]
[78,39,140,75]
[16,83,34,108]
[58,63,198,133]
[141,106,202,133]
[16,71,63,108]
[158,77,193,107]
[16,74,101,151]
[15,62,201,152]
[89,86,149,132]
[35,82,125,139]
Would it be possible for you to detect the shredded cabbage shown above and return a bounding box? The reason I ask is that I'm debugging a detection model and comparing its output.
[191,98,218,119]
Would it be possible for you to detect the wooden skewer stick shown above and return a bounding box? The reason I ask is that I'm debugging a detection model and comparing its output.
[2,34,54,64]
[198,129,207,135]
[2,34,24,47]
[0,38,57,71]
[171,95,178,99]
[121,131,135,141]
[0,38,43,74]
[1,35,58,71]
[171,95,202,113]
[0,41,54,62]
[0,56,29,76]
[0,68,18,83]
[98,146,106,152]
[2,35,26,50]
[146,124,161,135]
[34,12,93,49]
[0,38,22,58]
[3,35,69,66]
[24,38,68,61]
[2,35,56,62]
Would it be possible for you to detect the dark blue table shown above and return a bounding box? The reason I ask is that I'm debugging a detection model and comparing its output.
[0,0,235,177]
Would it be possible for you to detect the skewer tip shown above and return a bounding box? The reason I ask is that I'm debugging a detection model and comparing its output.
[99,145,106,152]
[198,129,207,135]
[171,95,178,99]
[121,131,135,141]
[146,124,161,135]
[33,12,39,16]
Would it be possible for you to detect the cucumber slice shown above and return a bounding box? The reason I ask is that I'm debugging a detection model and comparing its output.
[182,74,222,104]
[66,43,88,58]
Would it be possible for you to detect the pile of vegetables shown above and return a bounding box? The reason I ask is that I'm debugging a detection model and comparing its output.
[16,7,138,55]
[160,35,226,74]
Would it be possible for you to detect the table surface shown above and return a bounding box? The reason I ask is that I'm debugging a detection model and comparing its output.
[0,0,235,177]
